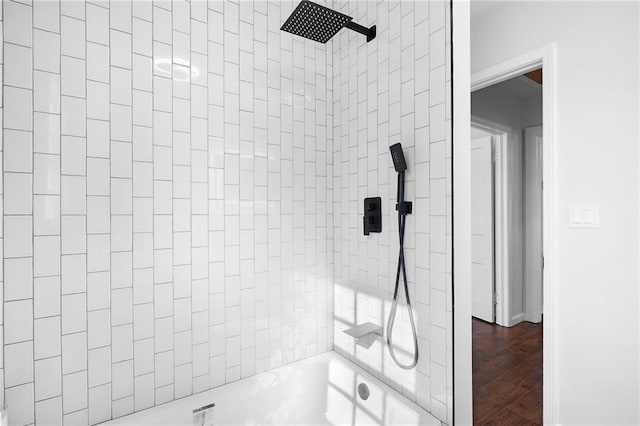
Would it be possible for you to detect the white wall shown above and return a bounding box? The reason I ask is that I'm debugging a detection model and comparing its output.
[472,84,525,324]
[470,126,491,139]
[331,0,453,423]
[522,92,542,129]
[472,2,639,424]
[1,0,334,424]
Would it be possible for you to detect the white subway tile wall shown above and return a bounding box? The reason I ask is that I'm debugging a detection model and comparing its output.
[2,0,452,424]
[3,0,335,424]
[330,0,452,423]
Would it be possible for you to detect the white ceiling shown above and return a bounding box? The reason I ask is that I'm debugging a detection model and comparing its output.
[497,75,541,99]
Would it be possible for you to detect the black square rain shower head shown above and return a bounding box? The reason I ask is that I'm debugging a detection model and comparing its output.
[280,0,376,44]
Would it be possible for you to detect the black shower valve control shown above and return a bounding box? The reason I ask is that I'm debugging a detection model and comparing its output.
[396,201,413,215]
[363,197,382,236]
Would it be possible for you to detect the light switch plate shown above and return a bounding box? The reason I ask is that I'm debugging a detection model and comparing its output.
[569,204,599,228]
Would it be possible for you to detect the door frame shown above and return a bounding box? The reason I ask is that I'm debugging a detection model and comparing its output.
[524,126,544,323]
[471,117,509,327]
[452,6,557,421]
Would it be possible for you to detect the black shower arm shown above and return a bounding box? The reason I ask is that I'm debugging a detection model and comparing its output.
[344,21,376,42]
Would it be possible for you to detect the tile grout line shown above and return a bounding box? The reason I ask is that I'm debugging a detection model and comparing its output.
[83,0,89,422]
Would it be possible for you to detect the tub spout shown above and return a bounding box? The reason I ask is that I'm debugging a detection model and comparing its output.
[343,322,382,349]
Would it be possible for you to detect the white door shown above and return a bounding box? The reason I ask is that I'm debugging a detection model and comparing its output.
[524,126,543,323]
[471,136,495,322]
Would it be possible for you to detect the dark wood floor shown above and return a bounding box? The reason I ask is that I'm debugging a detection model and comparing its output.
[473,317,542,425]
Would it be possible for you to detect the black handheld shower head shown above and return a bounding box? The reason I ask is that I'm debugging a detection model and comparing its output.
[387,141,417,369]
[389,143,407,173]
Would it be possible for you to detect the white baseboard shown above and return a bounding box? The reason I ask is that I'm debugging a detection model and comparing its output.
[510,312,525,326]
[495,312,525,327]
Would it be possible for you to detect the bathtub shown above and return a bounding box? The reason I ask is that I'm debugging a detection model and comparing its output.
[105,351,442,425]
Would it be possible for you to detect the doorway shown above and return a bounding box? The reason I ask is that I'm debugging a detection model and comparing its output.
[451,4,558,423]
[470,71,544,424]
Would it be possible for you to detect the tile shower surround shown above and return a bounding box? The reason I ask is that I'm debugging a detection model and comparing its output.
[331,0,452,423]
[0,0,452,425]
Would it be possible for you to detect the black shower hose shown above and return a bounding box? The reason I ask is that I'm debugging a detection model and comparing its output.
[386,172,419,370]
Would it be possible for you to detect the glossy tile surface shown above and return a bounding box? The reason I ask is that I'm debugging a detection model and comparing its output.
[2,0,334,423]
[1,0,453,424]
